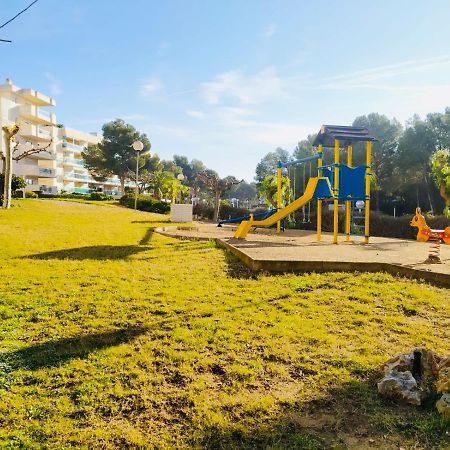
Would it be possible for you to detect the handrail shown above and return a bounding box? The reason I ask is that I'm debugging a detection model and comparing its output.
[278,153,321,169]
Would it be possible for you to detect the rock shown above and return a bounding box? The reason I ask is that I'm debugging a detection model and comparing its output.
[377,370,422,405]
[379,348,450,416]
[436,393,450,418]
[436,357,450,394]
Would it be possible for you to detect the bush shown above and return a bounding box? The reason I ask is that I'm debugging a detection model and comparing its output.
[119,193,170,214]
[25,191,38,198]
[88,192,112,201]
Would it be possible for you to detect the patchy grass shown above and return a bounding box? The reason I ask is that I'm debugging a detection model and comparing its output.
[0,200,449,449]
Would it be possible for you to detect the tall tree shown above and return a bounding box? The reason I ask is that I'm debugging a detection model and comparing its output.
[82,119,151,193]
[430,148,450,216]
[255,148,289,184]
[197,172,241,221]
[396,118,437,212]
[352,113,403,210]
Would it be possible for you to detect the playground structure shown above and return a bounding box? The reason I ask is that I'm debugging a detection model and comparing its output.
[234,125,377,243]
[410,207,450,263]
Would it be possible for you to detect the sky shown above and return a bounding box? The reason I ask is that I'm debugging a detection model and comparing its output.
[1,0,450,181]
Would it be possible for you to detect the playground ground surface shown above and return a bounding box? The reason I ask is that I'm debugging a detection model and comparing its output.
[156,223,450,287]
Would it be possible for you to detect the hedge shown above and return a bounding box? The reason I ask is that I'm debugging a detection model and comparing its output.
[119,193,170,214]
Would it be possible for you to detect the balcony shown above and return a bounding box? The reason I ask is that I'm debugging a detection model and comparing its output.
[20,104,56,125]
[64,172,92,181]
[17,88,56,106]
[15,164,56,178]
[62,142,86,153]
[73,187,91,194]
[24,184,58,193]
[63,158,85,167]
[20,123,53,142]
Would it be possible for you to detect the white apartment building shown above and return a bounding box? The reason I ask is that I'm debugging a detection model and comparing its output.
[0,78,122,196]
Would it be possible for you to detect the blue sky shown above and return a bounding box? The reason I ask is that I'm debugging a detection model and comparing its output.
[2,0,450,181]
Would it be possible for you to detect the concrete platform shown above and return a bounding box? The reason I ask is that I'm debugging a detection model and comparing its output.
[155,223,450,286]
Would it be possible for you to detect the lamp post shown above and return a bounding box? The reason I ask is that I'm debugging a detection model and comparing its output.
[132,140,144,210]
[176,173,184,203]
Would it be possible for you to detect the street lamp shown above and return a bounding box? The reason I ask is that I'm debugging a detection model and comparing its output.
[132,140,145,210]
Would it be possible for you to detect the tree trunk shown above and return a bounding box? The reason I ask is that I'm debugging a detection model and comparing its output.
[120,177,125,195]
[2,133,12,209]
[423,172,434,215]
[213,189,221,222]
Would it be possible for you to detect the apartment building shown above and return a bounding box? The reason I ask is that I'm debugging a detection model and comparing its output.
[0,78,121,196]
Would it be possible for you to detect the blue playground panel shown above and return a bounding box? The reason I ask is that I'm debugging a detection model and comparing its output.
[339,165,366,200]
[319,165,366,201]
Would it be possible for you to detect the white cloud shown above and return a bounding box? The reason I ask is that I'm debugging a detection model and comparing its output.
[140,78,163,97]
[186,110,205,119]
[262,23,276,38]
[319,54,450,89]
[201,67,284,105]
[44,72,61,96]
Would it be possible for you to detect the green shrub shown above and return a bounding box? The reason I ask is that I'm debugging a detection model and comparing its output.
[119,193,170,214]
[25,191,38,198]
[88,192,112,201]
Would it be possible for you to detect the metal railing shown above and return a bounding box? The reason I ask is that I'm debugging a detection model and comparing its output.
[63,158,85,166]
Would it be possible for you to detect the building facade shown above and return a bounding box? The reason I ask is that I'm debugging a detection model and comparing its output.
[0,79,121,195]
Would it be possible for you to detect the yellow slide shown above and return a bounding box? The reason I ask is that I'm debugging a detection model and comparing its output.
[234,177,320,239]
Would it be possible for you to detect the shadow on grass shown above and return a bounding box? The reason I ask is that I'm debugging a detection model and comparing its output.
[193,377,450,450]
[22,245,150,260]
[223,250,259,280]
[2,326,148,370]
[139,228,154,245]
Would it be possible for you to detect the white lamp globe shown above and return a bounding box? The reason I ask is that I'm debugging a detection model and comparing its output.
[132,140,144,152]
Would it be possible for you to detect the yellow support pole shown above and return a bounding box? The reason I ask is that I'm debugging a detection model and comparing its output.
[345,144,352,241]
[364,141,372,244]
[276,167,282,234]
[317,144,323,241]
[333,139,340,244]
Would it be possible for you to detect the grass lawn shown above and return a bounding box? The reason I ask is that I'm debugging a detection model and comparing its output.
[0,199,449,449]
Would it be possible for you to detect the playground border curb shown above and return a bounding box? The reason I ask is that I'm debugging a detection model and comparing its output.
[216,239,450,288]
[154,228,450,287]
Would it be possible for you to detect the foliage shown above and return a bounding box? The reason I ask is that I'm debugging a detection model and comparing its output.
[254,147,289,184]
[25,190,38,198]
[119,193,170,213]
[88,192,113,201]
[430,148,450,216]
[0,200,448,448]
[196,172,241,221]
[259,174,291,208]
[0,174,26,197]
[82,119,151,191]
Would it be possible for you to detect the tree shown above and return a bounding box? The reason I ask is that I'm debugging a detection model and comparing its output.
[352,113,403,210]
[1,124,53,209]
[259,174,291,208]
[196,172,241,221]
[255,148,289,184]
[430,148,450,216]
[124,154,162,194]
[426,109,450,150]
[226,181,258,207]
[82,119,151,193]
[0,173,26,199]
[396,118,437,212]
